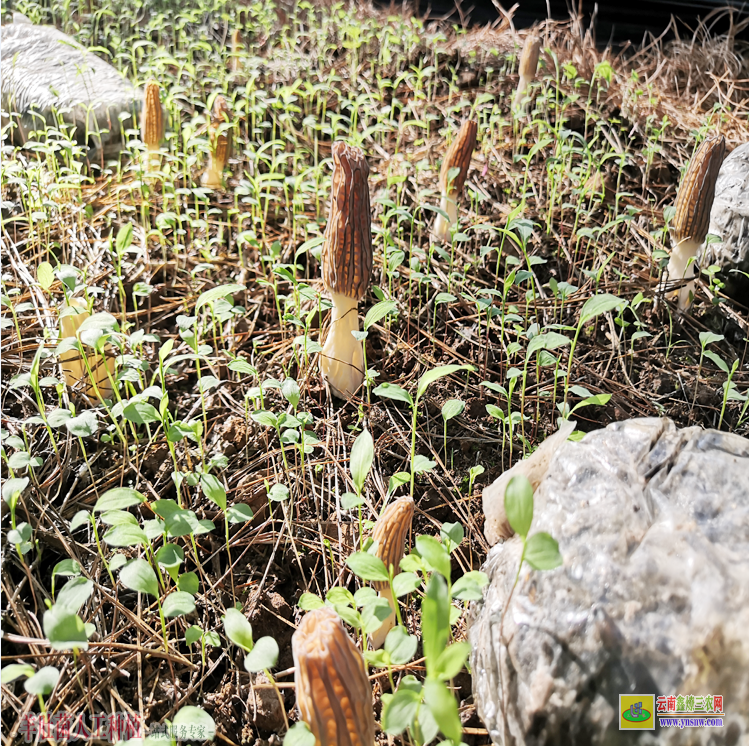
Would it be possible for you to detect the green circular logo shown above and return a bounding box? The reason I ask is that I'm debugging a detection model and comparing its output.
[622,709,651,723]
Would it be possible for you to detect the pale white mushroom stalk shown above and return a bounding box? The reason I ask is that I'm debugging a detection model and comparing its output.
[433,119,478,242]
[667,134,725,310]
[320,142,373,399]
[369,495,414,650]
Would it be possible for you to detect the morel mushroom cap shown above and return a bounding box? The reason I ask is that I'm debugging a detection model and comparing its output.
[202,95,232,189]
[321,142,373,301]
[673,135,726,245]
[667,134,726,309]
[293,607,375,746]
[438,119,478,195]
[141,80,164,152]
[372,495,414,591]
[518,34,542,81]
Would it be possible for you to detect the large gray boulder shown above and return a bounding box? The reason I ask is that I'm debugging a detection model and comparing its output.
[699,142,749,303]
[469,418,749,745]
[1,23,142,159]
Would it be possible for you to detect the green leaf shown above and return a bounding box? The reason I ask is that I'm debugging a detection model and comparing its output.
[298,592,324,610]
[103,525,148,548]
[415,535,451,582]
[424,679,462,743]
[579,293,625,326]
[69,510,89,532]
[281,378,300,408]
[43,605,89,651]
[94,488,146,512]
[373,383,413,406]
[200,474,227,511]
[504,475,534,538]
[385,626,418,665]
[326,587,355,607]
[123,402,161,425]
[156,544,184,575]
[412,454,436,474]
[440,522,464,553]
[37,262,55,291]
[421,574,450,677]
[698,331,724,348]
[341,491,364,509]
[283,722,315,746]
[119,559,158,597]
[382,685,421,735]
[525,532,563,570]
[115,223,133,255]
[185,626,203,647]
[109,554,128,572]
[178,572,200,595]
[388,471,410,495]
[346,552,390,583]
[267,483,289,502]
[361,597,393,634]
[527,331,570,356]
[435,641,471,680]
[223,607,253,652]
[100,510,138,526]
[364,300,398,330]
[24,666,60,697]
[251,410,278,428]
[56,577,94,613]
[441,399,465,421]
[570,393,612,414]
[416,364,474,400]
[2,477,28,504]
[51,559,81,583]
[171,706,216,743]
[162,592,196,618]
[704,350,730,374]
[451,570,489,601]
[195,284,244,311]
[392,571,421,597]
[1,664,35,684]
[244,636,279,672]
[226,503,254,523]
[65,411,99,438]
[350,429,374,495]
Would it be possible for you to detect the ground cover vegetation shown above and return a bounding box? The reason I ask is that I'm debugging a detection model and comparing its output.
[1,0,748,743]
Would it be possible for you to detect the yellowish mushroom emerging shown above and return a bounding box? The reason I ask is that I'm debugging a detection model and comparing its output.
[229,29,242,73]
[141,80,164,153]
[433,119,478,242]
[202,95,232,190]
[320,141,373,399]
[59,299,114,402]
[513,34,542,109]
[370,495,414,650]
[292,606,375,746]
[668,134,726,310]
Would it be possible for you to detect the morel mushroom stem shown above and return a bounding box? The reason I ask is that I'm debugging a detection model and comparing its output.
[321,291,364,399]
[320,142,373,399]
[667,134,725,310]
[202,95,232,190]
[433,119,478,242]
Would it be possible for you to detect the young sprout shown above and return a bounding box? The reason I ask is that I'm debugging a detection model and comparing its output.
[433,119,478,242]
[59,299,114,402]
[370,495,414,650]
[320,141,373,399]
[513,34,541,109]
[292,606,375,746]
[668,134,726,310]
[141,80,164,153]
[202,95,232,190]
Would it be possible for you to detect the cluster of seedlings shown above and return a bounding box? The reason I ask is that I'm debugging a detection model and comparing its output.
[2,2,748,745]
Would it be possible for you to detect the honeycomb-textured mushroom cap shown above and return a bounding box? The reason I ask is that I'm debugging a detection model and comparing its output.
[673,134,726,245]
[292,607,375,746]
[141,80,164,151]
[371,496,414,591]
[518,34,542,79]
[321,142,373,302]
[439,119,478,194]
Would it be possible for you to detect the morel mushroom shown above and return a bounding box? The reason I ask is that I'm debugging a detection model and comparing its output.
[59,298,114,402]
[513,34,542,109]
[293,606,375,746]
[667,134,726,309]
[433,119,478,242]
[229,29,242,73]
[141,80,164,153]
[370,495,414,650]
[202,95,232,189]
[320,141,373,399]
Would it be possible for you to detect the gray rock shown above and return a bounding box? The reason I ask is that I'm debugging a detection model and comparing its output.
[699,142,749,303]
[1,23,142,159]
[470,418,749,745]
